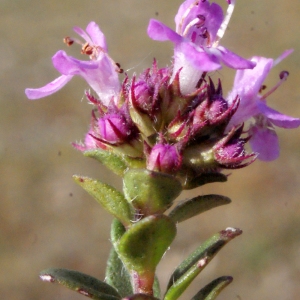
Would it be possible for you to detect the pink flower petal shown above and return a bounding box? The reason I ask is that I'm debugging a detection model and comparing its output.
[147,19,182,44]
[52,50,120,105]
[257,101,300,129]
[85,21,107,51]
[73,26,92,44]
[25,75,73,100]
[218,46,256,70]
[249,126,279,161]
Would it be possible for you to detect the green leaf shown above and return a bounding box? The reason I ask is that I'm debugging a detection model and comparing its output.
[84,150,129,176]
[123,156,145,170]
[106,218,161,298]
[40,268,120,300]
[84,150,145,177]
[117,215,176,294]
[106,219,133,297]
[153,276,161,299]
[182,173,227,190]
[169,195,231,223]
[73,176,133,227]
[164,228,242,300]
[123,169,182,215]
[110,218,127,248]
[191,276,233,300]
[117,215,176,274]
[105,247,133,297]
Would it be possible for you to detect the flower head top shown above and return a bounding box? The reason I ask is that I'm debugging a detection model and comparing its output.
[147,0,256,94]
[227,50,300,161]
[25,22,121,105]
[25,0,300,183]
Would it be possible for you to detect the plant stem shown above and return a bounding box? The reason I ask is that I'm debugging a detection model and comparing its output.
[131,271,154,296]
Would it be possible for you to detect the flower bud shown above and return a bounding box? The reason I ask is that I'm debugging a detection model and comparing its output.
[194,79,237,127]
[132,81,155,113]
[147,143,182,174]
[84,129,107,150]
[212,126,257,169]
[182,125,256,174]
[167,111,192,142]
[128,61,170,137]
[97,113,131,144]
[76,104,143,157]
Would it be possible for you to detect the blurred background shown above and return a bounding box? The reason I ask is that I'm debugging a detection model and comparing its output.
[1,0,300,299]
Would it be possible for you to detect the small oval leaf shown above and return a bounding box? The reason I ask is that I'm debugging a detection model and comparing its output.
[183,173,227,190]
[84,150,129,177]
[105,247,133,297]
[117,215,176,274]
[40,268,120,300]
[169,195,231,224]
[110,218,127,248]
[84,150,145,177]
[73,176,133,227]
[117,215,176,294]
[164,228,242,300]
[190,276,233,300]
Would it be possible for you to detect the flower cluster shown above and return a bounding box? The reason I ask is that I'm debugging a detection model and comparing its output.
[25,0,300,178]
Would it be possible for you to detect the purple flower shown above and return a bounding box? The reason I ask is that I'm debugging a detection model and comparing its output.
[25,22,121,105]
[147,0,255,94]
[227,50,300,161]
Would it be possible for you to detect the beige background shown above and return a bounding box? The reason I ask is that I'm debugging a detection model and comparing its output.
[1,0,300,299]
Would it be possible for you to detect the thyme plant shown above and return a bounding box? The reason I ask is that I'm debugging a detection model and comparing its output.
[25,1,300,299]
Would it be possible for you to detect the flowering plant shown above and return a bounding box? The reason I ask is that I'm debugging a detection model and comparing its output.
[25,0,300,299]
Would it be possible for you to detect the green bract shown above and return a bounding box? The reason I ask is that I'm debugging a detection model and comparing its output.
[117,214,176,278]
[123,169,182,215]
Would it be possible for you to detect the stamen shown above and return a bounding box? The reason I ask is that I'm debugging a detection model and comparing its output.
[81,42,94,56]
[63,36,83,47]
[182,15,205,37]
[259,85,267,93]
[115,63,124,74]
[81,43,106,60]
[213,0,236,47]
[179,1,199,34]
[196,14,206,27]
[64,35,104,60]
[64,30,120,69]
[261,71,289,100]
[63,37,74,46]
[199,28,211,46]
[279,70,289,80]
